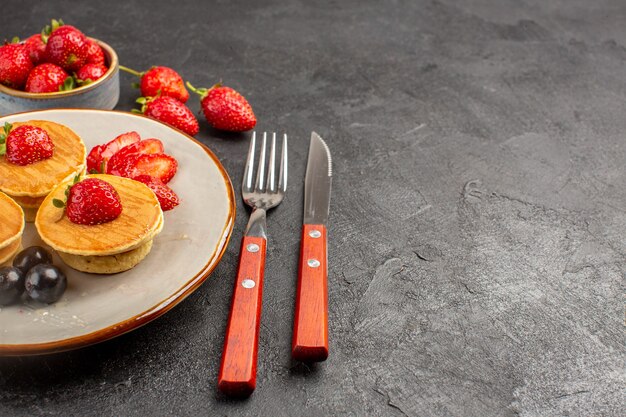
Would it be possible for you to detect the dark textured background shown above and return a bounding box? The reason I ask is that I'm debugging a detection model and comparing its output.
[1,1,624,416]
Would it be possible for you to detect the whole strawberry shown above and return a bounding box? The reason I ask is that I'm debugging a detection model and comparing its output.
[25,63,72,93]
[45,25,89,72]
[133,175,180,211]
[62,178,123,225]
[187,82,256,132]
[120,65,189,103]
[85,40,105,66]
[134,96,199,136]
[0,123,54,166]
[0,43,34,89]
[23,34,47,65]
[76,63,108,84]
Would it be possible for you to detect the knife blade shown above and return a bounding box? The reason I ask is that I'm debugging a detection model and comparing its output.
[292,132,332,362]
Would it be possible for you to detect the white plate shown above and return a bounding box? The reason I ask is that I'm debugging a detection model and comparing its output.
[0,109,235,355]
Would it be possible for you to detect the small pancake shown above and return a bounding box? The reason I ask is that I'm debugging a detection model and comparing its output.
[0,238,22,266]
[58,239,154,274]
[36,174,163,256]
[0,191,25,250]
[0,120,86,197]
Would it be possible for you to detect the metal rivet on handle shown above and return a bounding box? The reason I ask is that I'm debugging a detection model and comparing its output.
[242,279,256,288]
[309,229,321,238]
[307,259,320,268]
[246,243,260,253]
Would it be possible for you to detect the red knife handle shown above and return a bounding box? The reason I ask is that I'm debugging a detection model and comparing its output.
[292,224,329,362]
[218,236,266,397]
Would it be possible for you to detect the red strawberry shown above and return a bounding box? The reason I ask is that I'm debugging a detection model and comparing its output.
[64,178,122,225]
[135,96,199,136]
[132,175,180,211]
[0,123,54,166]
[45,25,89,72]
[85,40,105,66]
[0,43,34,89]
[76,63,108,84]
[120,65,189,103]
[25,63,72,93]
[106,139,164,174]
[86,144,105,173]
[109,153,177,184]
[23,34,47,65]
[187,82,256,132]
[100,131,141,160]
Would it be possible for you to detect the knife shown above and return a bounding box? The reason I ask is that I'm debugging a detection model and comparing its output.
[292,132,332,362]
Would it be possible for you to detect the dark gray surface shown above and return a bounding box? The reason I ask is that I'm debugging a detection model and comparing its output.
[1,1,624,416]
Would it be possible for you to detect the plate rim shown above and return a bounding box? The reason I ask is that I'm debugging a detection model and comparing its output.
[0,109,236,356]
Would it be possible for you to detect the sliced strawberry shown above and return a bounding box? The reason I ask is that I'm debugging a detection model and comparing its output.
[100,131,141,160]
[86,144,105,173]
[106,152,140,178]
[132,175,180,211]
[106,139,164,175]
[132,153,177,183]
[108,153,177,183]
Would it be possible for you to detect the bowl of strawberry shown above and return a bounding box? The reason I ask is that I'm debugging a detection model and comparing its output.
[0,19,119,114]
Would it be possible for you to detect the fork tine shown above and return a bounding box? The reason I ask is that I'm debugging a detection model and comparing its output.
[266,133,277,192]
[242,131,256,192]
[278,134,288,192]
[254,132,267,192]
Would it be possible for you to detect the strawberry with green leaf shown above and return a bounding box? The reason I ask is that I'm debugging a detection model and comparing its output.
[25,63,73,93]
[133,96,199,136]
[187,82,256,132]
[45,23,89,72]
[53,176,123,225]
[120,65,189,103]
[0,123,54,166]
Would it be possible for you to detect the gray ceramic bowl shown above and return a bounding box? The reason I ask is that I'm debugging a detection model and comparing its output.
[0,39,119,115]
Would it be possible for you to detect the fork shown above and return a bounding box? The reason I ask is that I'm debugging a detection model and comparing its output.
[218,131,287,398]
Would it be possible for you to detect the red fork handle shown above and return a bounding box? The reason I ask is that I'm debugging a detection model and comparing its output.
[292,224,329,362]
[218,236,266,397]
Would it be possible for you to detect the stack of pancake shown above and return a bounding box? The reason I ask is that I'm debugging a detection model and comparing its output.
[0,191,25,266]
[0,120,86,222]
[36,174,164,274]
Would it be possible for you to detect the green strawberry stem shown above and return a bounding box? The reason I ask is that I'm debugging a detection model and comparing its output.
[186,81,220,100]
[119,65,144,77]
[59,76,75,91]
[0,123,7,155]
[42,18,64,43]
[134,96,149,113]
[52,173,81,210]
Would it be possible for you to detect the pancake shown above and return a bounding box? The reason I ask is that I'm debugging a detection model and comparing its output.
[35,174,163,256]
[0,120,86,197]
[0,238,22,266]
[0,191,25,250]
[57,239,154,274]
